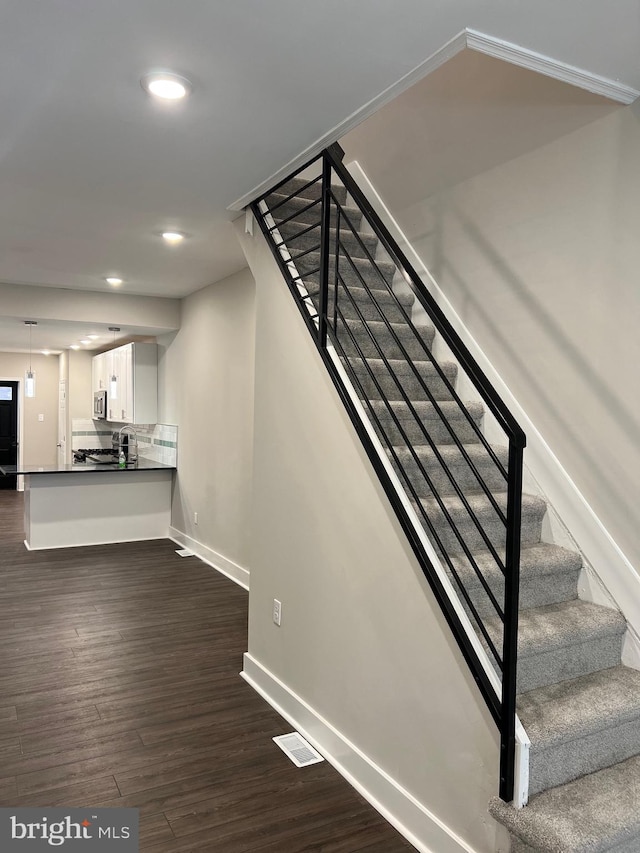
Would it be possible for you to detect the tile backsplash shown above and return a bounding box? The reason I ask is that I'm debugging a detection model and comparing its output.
[132,423,178,466]
[71,420,178,466]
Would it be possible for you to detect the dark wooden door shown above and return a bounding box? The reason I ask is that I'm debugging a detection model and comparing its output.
[0,381,18,489]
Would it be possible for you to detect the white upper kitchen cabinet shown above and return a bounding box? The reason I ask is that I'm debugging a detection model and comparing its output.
[92,351,108,392]
[94,342,157,425]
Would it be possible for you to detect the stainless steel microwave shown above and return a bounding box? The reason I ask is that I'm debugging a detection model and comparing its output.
[93,390,107,420]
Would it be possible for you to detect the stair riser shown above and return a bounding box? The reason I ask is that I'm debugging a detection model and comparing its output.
[334,295,413,323]
[272,179,347,205]
[458,572,579,621]
[296,253,396,288]
[341,327,433,360]
[425,506,543,556]
[528,716,640,796]
[280,223,378,260]
[305,284,415,323]
[270,200,362,230]
[372,411,483,446]
[396,451,507,497]
[354,366,455,402]
[517,633,624,694]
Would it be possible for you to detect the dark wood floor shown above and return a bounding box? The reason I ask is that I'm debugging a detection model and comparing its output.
[0,490,413,852]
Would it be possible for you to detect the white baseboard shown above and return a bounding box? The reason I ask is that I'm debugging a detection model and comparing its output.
[348,159,640,636]
[169,527,250,590]
[24,534,167,551]
[241,652,480,853]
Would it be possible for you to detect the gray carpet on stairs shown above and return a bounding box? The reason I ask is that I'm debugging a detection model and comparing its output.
[490,753,640,852]
[519,665,640,794]
[267,177,639,853]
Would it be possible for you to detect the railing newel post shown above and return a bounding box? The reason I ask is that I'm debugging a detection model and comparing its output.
[500,440,524,802]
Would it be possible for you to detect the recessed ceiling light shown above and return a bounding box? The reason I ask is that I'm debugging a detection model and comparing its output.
[70,345,81,350]
[162,231,185,244]
[87,334,100,340]
[105,277,123,286]
[141,72,192,101]
[80,339,91,345]
[41,350,51,356]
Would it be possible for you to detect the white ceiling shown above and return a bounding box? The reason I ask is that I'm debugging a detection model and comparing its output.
[1,1,639,350]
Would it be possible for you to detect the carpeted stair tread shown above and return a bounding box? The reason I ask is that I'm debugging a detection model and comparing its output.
[271,176,347,205]
[450,542,582,591]
[340,318,434,360]
[507,600,626,658]
[518,665,640,794]
[519,665,640,747]
[445,542,581,622]
[304,279,414,307]
[489,753,640,852]
[485,599,626,693]
[267,192,362,228]
[411,492,546,555]
[391,441,507,496]
[303,281,415,323]
[296,251,398,287]
[277,218,378,259]
[367,399,485,446]
[485,599,623,665]
[348,358,456,402]
[417,491,545,528]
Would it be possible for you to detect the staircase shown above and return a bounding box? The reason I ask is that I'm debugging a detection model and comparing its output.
[255,162,640,853]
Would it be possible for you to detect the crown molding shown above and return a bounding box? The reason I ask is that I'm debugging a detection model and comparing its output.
[465,29,640,105]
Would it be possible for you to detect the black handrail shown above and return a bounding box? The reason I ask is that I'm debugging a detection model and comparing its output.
[251,147,525,802]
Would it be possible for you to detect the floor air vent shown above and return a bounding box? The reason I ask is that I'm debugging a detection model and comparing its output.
[273,732,325,767]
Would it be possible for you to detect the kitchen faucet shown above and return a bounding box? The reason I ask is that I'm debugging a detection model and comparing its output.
[118,425,138,463]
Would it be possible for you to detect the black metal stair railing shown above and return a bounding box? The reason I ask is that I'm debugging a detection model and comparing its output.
[251,143,526,803]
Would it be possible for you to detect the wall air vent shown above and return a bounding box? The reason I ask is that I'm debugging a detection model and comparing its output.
[272,732,325,767]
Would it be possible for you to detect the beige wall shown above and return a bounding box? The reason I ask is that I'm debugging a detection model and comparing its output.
[0,282,180,335]
[0,352,59,466]
[238,223,508,853]
[343,83,640,574]
[68,350,93,420]
[157,267,256,571]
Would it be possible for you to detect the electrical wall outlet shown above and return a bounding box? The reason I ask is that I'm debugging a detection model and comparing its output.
[273,598,282,626]
[194,511,198,525]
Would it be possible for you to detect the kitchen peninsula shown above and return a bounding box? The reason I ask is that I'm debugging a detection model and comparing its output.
[0,460,175,550]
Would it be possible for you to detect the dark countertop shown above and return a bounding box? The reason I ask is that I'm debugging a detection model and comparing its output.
[0,459,176,476]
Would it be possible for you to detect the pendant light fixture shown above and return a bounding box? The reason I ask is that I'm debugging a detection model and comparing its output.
[109,327,120,399]
[24,321,37,398]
